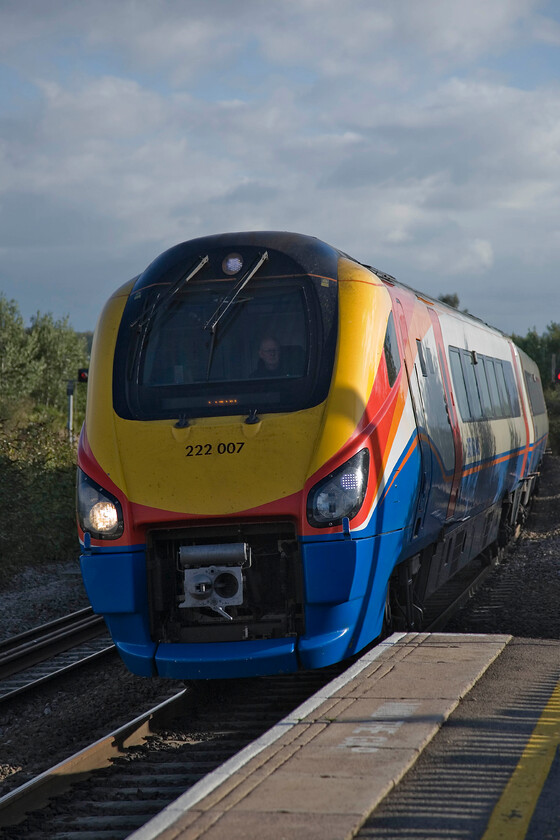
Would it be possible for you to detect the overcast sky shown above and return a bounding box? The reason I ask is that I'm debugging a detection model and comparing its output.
[2,0,560,336]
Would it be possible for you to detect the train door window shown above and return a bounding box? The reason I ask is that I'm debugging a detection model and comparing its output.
[459,350,483,420]
[449,348,471,420]
[483,357,502,418]
[502,361,521,417]
[383,312,401,387]
[416,339,428,377]
[474,355,493,418]
[424,345,436,375]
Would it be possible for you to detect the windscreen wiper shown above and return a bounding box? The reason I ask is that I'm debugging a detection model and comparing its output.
[132,254,210,332]
[130,254,209,385]
[203,250,268,380]
[204,251,268,334]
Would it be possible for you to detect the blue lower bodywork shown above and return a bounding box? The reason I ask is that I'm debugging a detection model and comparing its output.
[79,527,405,679]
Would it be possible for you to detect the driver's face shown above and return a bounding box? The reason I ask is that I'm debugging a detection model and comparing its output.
[259,340,280,369]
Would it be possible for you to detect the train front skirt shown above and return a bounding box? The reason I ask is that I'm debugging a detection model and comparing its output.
[79,530,403,679]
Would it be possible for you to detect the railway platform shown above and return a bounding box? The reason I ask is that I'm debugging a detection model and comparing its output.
[129,632,560,840]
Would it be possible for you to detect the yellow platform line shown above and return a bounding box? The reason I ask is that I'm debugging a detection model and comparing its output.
[481,680,560,839]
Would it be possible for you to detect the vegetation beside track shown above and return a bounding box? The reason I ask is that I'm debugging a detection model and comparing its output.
[0,294,90,584]
[512,321,560,453]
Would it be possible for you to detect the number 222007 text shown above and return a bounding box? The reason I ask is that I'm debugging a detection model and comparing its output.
[185,442,245,457]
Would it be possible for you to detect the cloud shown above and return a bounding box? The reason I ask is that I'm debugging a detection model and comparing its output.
[1,0,560,335]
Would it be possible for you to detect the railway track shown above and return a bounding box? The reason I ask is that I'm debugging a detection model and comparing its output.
[0,607,114,703]
[0,664,347,839]
[0,561,500,840]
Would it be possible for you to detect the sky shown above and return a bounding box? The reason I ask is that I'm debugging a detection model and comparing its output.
[2,0,560,336]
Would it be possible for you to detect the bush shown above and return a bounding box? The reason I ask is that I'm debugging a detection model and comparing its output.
[0,294,88,585]
[0,420,79,585]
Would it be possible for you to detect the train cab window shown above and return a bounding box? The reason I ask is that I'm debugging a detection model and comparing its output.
[113,253,338,421]
[141,288,307,387]
[383,312,401,387]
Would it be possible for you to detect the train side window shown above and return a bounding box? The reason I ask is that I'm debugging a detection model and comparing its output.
[459,350,483,419]
[449,348,471,420]
[524,370,546,415]
[383,312,401,387]
[502,361,521,417]
[474,354,494,418]
[494,361,513,417]
[483,357,503,418]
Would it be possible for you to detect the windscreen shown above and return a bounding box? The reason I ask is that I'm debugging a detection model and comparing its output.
[112,243,338,421]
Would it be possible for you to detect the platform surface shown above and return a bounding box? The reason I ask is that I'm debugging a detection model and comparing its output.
[123,631,560,840]
[356,635,560,840]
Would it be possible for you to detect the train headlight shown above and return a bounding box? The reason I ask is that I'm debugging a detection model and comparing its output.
[77,468,124,540]
[307,449,369,528]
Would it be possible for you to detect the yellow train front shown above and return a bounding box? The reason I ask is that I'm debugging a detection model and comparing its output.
[76,232,431,678]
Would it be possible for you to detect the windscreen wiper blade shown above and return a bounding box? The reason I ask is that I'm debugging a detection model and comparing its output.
[204,251,268,334]
[129,254,209,386]
[132,254,209,332]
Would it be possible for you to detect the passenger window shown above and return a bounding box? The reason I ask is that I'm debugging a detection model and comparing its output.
[383,312,401,387]
[502,362,521,417]
[475,356,493,418]
[483,358,503,418]
[460,351,483,419]
[450,347,524,422]
[494,361,512,417]
[525,370,546,415]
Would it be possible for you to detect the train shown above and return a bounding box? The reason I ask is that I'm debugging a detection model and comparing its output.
[77,231,548,679]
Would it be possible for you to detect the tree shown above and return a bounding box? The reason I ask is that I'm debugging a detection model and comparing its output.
[28,312,88,411]
[438,293,469,314]
[0,296,90,576]
[438,293,460,309]
[0,294,39,411]
[512,322,560,387]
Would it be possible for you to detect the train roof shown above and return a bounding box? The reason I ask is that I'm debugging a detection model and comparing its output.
[134,230,513,345]
[133,231,342,292]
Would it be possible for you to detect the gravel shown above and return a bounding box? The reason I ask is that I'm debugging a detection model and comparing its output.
[0,560,89,643]
[1,455,559,797]
[446,452,560,639]
[0,561,179,794]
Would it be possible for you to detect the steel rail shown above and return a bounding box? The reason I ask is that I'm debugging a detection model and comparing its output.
[0,607,95,654]
[0,607,114,703]
[0,607,106,679]
[0,689,188,828]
